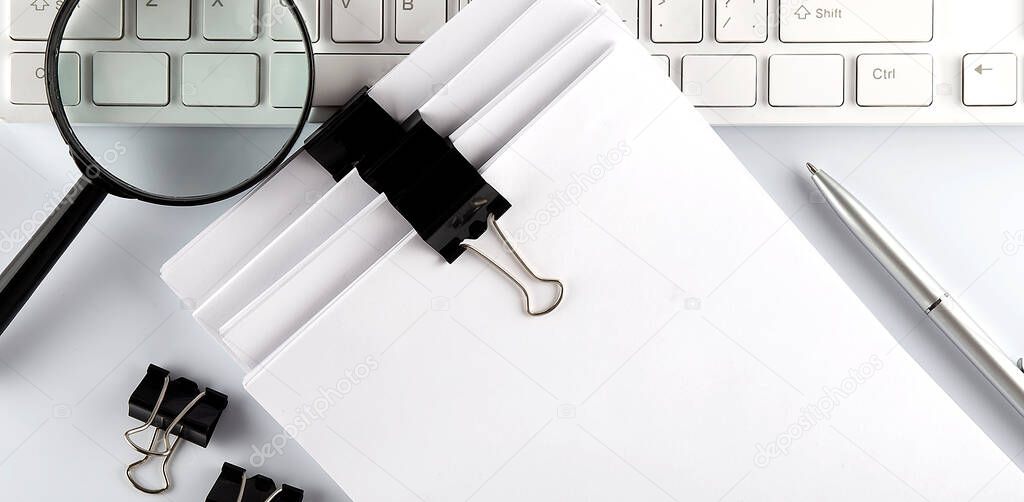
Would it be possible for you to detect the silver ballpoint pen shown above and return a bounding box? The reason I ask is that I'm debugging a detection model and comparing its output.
[807,162,1024,418]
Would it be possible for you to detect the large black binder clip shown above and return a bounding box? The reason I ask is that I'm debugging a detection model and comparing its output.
[207,463,304,502]
[367,115,510,262]
[124,364,228,494]
[304,86,406,182]
[304,91,564,316]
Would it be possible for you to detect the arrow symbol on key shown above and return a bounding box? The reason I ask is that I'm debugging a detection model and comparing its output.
[975,65,992,75]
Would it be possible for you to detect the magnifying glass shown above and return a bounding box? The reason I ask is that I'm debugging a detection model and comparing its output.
[0,0,315,334]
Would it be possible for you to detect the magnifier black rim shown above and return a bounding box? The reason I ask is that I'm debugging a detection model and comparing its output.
[43,0,316,207]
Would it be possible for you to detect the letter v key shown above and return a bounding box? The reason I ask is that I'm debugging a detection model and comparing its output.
[332,0,383,42]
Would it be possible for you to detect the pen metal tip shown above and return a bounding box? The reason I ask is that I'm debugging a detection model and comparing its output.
[806,162,819,175]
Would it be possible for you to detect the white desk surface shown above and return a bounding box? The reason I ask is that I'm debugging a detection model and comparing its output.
[2,122,1023,500]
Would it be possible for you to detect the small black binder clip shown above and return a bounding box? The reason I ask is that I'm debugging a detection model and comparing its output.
[124,364,228,494]
[304,88,564,316]
[207,463,304,502]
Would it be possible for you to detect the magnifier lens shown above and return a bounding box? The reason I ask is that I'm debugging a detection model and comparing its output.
[53,0,313,200]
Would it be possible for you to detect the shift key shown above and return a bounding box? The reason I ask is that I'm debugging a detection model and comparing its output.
[781,0,933,43]
[10,0,123,40]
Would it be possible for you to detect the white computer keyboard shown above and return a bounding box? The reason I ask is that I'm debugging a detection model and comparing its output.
[3,0,1024,125]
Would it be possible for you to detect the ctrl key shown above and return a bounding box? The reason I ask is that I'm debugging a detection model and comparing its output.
[856,54,933,107]
[10,53,81,105]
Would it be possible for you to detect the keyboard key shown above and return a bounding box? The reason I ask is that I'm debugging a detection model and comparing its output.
[963,53,1017,107]
[270,0,320,42]
[769,54,844,107]
[856,54,933,107]
[651,54,670,78]
[137,0,190,40]
[781,0,933,43]
[332,0,384,43]
[651,0,701,43]
[10,0,123,40]
[9,52,80,105]
[682,55,756,107]
[716,0,766,43]
[395,0,446,43]
[204,0,257,40]
[598,0,638,38]
[269,53,309,107]
[182,53,260,107]
[309,53,402,105]
[93,52,169,106]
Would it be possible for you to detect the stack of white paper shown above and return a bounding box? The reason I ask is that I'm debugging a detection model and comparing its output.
[162,0,1024,497]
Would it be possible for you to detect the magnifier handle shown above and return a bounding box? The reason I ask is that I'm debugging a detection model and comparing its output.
[0,176,107,335]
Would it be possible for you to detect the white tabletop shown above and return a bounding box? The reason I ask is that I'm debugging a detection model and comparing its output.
[2,122,1023,500]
